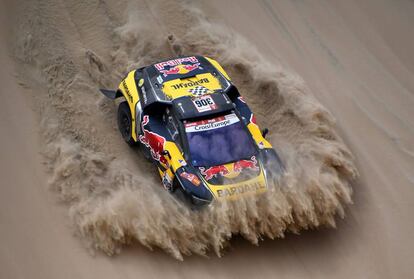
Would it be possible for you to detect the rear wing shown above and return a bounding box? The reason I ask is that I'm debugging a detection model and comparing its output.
[99,89,122,99]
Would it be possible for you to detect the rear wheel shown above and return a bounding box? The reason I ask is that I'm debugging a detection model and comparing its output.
[117,101,136,146]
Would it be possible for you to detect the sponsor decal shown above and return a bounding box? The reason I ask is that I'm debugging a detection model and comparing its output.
[180,172,201,186]
[188,86,213,97]
[154,56,201,77]
[233,156,258,172]
[199,156,259,181]
[156,75,163,84]
[138,115,168,165]
[185,113,239,133]
[177,102,185,114]
[155,57,199,70]
[199,165,229,181]
[238,96,246,103]
[216,181,266,198]
[122,80,133,102]
[178,159,187,166]
[171,78,210,90]
[193,118,229,130]
[258,141,265,149]
[138,78,144,87]
[162,171,173,190]
[192,95,217,113]
[141,86,148,104]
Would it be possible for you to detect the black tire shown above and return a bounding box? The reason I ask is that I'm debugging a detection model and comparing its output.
[117,101,136,146]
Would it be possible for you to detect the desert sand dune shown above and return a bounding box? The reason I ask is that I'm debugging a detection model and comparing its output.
[0,0,413,278]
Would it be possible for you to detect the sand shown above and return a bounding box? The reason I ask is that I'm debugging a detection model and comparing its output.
[0,0,413,278]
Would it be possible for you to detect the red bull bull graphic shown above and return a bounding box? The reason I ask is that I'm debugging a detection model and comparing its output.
[154,56,202,77]
[233,156,259,172]
[199,165,230,181]
[139,115,168,165]
[159,63,201,77]
[154,57,199,70]
[179,172,201,186]
[199,156,259,181]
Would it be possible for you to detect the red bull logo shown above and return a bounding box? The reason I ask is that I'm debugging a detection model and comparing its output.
[159,63,201,77]
[199,165,230,181]
[154,56,199,70]
[154,56,201,77]
[139,115,168,165]
[233,156,258,172]
[199,156,259,181]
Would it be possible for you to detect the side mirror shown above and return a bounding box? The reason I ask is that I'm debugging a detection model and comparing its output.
[262,128,269,138]
[161,150,171,159]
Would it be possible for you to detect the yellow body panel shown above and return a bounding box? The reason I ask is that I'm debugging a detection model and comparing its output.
[205,57,231,81]
[247,123,273,148]
[162,73,222,100]
[118,70,140,141]
[164,141,186,172]
[205,168,267,200]
[158,167,174,189]
[156,141,187,186]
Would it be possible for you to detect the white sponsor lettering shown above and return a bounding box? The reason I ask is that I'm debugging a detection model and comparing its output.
[216,182,266,198]
[156,75,163,84]
[154,56,199,70]
[141,86,148,104]
[185,113,239,133]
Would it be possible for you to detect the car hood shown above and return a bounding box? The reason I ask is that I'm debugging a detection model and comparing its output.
[196,156,268,200]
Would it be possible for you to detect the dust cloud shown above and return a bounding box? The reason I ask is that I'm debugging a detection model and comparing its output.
[13,0,357,260]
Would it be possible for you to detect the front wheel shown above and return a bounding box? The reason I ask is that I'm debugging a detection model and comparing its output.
[117,101,136,146]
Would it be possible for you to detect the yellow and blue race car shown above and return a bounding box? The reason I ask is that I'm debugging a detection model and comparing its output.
[100,56,283,206]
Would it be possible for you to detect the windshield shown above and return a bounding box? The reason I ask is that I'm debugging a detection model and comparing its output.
[185,113,257,167]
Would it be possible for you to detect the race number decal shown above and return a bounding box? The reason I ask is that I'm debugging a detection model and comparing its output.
[192,95,217,112]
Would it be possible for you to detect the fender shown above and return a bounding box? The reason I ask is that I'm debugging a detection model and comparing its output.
[117,70,141,141]
[205,57,231,81]
[99,71,140,141]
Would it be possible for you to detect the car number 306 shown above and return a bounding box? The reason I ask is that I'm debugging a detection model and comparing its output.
[192,96,217,112]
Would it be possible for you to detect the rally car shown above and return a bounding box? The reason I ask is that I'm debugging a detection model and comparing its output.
[99,56,283,206]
